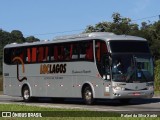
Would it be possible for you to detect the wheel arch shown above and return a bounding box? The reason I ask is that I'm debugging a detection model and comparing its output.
[21,82,32,97]
[81,82,95,98]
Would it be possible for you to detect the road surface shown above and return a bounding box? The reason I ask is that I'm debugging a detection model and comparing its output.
[0,95,160,116]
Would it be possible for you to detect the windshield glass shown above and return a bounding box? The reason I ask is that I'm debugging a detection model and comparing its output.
[110,41,150,53]
[112,54,153,83]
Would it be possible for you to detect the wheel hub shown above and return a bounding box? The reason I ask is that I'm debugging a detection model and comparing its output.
[85,90,92,100]
[24,90,29,99]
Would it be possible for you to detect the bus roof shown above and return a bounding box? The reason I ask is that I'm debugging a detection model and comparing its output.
[4,32,147,48]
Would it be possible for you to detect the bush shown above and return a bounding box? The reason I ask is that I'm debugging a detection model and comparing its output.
[155,60,160,91]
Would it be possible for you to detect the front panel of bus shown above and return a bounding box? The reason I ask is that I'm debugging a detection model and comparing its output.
[109,40,154,99]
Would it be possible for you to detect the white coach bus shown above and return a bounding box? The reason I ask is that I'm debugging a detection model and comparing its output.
[3,32,154,104]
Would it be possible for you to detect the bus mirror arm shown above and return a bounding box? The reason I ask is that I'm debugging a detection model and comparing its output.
[109,57,112,66]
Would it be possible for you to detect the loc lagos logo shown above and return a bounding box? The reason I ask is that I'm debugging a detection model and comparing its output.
[40,63,67,74]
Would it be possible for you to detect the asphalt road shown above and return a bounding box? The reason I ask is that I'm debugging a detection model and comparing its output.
[0,95,160,116]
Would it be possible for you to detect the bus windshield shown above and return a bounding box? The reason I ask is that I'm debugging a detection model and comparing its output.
[110,40,150,53]
[112,54,154,83]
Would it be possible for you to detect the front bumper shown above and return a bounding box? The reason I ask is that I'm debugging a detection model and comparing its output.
[111,90,154,99]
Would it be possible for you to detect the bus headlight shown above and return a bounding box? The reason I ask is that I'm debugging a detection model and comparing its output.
[113,86,125,91]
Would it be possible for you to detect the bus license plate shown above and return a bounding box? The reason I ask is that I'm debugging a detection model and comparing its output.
[133,92,140,96]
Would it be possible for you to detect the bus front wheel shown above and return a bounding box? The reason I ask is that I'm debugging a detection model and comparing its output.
[22,86,31,102]
[82,86,94,105]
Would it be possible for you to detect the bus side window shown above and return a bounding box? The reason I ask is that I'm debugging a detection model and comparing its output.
[101,42,108,55]
[57,45,64,61]
[79,42,86,59]
[70,44,73,59]
[54,46,58,61]
[19,50,24,60]
[71,43,79,60]
[86,42,93,60]
[50,45,54,61]
[37,46,49,62]
[95,41,108,62]
[44,47,49,61]
[32,47,37,62]
[27,48,31,62]
[96,42,101,63]
[95,40,108,77]
[64,44,71,60]
[18,48,25,63]
[4,48,12,64]
[38,47,44,62]
[11,49,16,60]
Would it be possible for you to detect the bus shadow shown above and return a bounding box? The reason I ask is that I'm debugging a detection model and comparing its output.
[95,98,160,106]
[15,97,160,106]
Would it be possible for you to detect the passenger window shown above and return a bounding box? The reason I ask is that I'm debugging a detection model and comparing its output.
[50,45,54,61]
[79,42,86,59]
[79,41,93,61]
[44,47,49,61]
[32,47,37,62]
[54,46,58,61]
[71,43,79,60]
[64,44,71,60]
[26,48,31,62]
[38,47,44,62]
[38,46,49,62]
[4,49,12,64]
[86,42,93,60]
[57,45,64,61]
[95,40,108,77]
[95,41,107,63]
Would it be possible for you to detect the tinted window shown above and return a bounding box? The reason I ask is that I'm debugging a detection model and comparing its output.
[110,41,150,53]
[4,40,94,64]
[4,47,25,64]
[95,40,108,77]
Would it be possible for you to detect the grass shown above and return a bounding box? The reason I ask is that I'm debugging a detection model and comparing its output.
[0,104,159,120]
[155,91,160,96]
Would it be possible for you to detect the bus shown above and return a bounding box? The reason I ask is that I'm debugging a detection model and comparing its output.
[3,32,154,105]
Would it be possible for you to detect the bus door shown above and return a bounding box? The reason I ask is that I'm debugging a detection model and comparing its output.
[95,40,111,97]
[101,54,112,96]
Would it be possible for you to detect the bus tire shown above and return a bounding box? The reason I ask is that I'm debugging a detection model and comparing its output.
[22,85,31,102]
[82,86,94,105]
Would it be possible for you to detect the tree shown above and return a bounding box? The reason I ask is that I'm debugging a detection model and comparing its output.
[11,30,25,43]
[25,36,40,42]
[112,12,121,24]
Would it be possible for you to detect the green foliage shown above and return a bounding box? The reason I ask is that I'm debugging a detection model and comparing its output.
[0,104,159,119]
[11,30,25,43]
[26,36,40,42]
[155,60,160,91]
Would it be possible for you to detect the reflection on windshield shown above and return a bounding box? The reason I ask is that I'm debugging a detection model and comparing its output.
[112,54,153,83]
